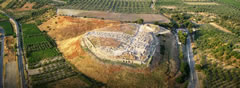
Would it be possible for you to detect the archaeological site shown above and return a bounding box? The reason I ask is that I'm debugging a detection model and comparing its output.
[81,23,169,66]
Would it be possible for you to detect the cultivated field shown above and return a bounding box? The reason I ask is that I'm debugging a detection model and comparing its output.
[183,0,216,1]
[21,24,85,87]
[57,9,170,23]
[22,24,60,64]
[60,0,153,13]
[0,21,14,36]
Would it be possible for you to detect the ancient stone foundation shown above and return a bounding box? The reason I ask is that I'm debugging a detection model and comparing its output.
[81,23,165,66]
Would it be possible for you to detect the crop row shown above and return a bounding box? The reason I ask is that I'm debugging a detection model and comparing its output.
[203,66,240,87]
[28,57,65,69]
[61,0,153,13]
[26,41,53,52]
[32,71,77,85]
[30,61,77,86]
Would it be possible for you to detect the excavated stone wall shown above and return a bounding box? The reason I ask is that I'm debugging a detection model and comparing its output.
[81,23,162,65]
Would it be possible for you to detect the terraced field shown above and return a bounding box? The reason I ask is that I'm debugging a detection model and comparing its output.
[22,24,103,88]
[22,24,60,64]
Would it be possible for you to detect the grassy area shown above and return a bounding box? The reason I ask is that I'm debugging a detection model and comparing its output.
[23,36,48,45]
[0,21,14,36]
[195,24,240,66]
[22,24,41,35]
[156,0,184,6]
[0,13,8,20]
[28,48,59,63]
[22,24,59,64]
[202,64,240,87]
[21,24,90,88]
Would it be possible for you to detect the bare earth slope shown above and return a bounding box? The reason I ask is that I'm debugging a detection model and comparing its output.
[39,16,120,41]
[40,16,179,87]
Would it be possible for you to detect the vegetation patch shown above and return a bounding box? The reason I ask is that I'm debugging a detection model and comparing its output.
[202,64,240,87]
[60,0,153,13]
[0,13,8,20]
[22,24,59,64]
[0,21,14,36]
[195,24,240,67]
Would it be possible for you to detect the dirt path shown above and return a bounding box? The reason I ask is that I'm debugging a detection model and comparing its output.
[4,61,18,88]
[209,23,233,34]
[184,2,219,5]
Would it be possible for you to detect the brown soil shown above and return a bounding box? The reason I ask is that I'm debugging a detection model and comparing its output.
[57,35,168,87]
[3,36,19,88]
[184,2,219,5]
[56,27,180,87]
[4,36,16,62]
[97,24,137,35]
[39,16,120,41]
[160,6,177,9]
[42,16,179,87]
[15,2,35,11]
[0,0,12,8]
[209,23,233,34]
[89,36,121,47]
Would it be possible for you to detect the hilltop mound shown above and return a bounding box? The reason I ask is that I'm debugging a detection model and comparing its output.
[40,16,179,87]
[81,23,160,65]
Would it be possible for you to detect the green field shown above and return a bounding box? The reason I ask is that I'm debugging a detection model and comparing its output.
[61,0,153,13]
[203,64,240,87]
[28,48,59,63]
[156,0,184,6]
[0,13,8,20]
[0,21,14,36]
[22,24,59,64]
[195,24,240,64]
[22,24,42,35]
[23,36,48,45]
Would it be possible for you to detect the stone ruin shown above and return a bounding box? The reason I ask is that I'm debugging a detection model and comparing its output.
[81,23,164,66]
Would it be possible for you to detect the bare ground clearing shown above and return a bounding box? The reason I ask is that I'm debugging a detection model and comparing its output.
[56,26,179,87]
[209,23,233,34]
[39,16,120,41]
[15,2,35,11]
[0,0,12,8]
[57,9,170,23]
[3,36,19,88]
[160,6,177,9]
[57,35,167,87]
[184,2,219,5]
[41,16,179,87]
